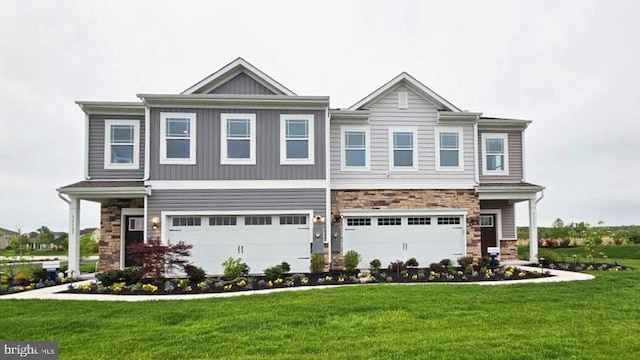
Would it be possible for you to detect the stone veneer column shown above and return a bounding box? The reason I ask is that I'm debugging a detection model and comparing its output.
[499,240,517,260]
[98,198,143,272]
[331,189,481,266]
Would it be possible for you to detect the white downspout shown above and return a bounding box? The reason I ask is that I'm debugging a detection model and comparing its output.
[325,105,332,268]
[473,116,480,184]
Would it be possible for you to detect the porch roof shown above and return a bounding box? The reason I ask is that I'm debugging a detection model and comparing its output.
[477,182,544,200]
[57,180,147,199]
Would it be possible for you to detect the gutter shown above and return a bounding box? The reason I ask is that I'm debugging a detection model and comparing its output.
[57,191,70,204]
[536,189,544,204]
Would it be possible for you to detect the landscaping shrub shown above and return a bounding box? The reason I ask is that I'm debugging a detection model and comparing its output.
[123,267,143,284]
[343,250,362,275]
[438,258,452,267]
[280,262,291,273]
[389,260,406,273]
[222,257,249,279]
[369,259,382,273]
[537,249,558,264]
[184,265,206,283]
[126,239,193,279]
[263,265,284,280]
[31,267,49,282]
[477,256,491,269]
[406,258,419,267]
[310,254,325,274]
[96,270,127,286]
[457,256,474,271]
[429,262,443,271]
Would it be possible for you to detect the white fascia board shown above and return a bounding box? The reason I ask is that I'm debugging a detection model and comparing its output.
[181,57,296,95]
[138,94,328,110]
[76,102,145,116]
[330,182,475,190]
[146,180,327,190]
[478,192,539,201]
[84,113,89,179]
[324,105,332,249]
[143,106,150,180]
[340,208,469,217]
[349,72,460,111]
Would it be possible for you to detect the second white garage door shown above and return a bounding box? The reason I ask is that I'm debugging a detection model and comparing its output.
[167,214,311,275]
[343,214,466,268]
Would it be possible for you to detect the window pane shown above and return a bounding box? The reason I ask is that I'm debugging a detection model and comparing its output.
[440,132,458,149]
[486,138,504,153]
[487,154,504,170]
[166,139,190,158]
[286,140,309,159]
[227,139,250,158]
[111,145,133,163]
[227,119,250,138]
[167,119,190,137]
[346,149,366,166]
[393,132,412,149]
[394,150,413,167]
[286,120,308,138]
[440,150,459,167]
[111,125,133,143]
[345,131,365,148]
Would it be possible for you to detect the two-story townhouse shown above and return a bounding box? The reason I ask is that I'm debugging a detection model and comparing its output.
[329,73,543,268]
[58,58,543,276]
[58,58,331,276]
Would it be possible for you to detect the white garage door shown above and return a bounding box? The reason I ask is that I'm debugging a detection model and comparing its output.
[343,215,466,268]
[167,214,311,275]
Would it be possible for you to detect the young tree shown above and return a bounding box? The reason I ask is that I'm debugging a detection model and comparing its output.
[79,233,98,259]
[126,239,193,280]
[37,226,55,249]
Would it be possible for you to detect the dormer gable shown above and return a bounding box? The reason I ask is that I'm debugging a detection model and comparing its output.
[349,72,460,111]
[181,57,296,96]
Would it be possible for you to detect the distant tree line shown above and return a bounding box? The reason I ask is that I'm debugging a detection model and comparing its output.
[517,218,640,244]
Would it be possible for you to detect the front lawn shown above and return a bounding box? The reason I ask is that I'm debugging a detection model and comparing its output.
[518,243,640,261]
[1,270,639,359]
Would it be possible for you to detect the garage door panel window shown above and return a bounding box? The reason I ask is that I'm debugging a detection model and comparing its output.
[377,217,401,226]
[245,216,272,225]
[347,218,371,226]
[209,217,237,226]
[408,217,431,225]
[279,216,307,225]
[437,217,461,225]
[172,217,202,227]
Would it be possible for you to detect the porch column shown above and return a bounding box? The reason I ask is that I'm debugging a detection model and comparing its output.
[528,197,538,263]
[68,196,81,278]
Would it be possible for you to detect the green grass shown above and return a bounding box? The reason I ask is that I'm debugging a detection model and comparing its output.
[2,270,640,359]
[518,244,640,261]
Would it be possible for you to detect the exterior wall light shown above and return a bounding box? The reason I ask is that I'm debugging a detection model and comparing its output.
[151,217,160,230]
[313,215,325,223]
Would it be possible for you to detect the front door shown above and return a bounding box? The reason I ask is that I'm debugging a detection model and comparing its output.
[480,214,496,257]
[124,216,144,267]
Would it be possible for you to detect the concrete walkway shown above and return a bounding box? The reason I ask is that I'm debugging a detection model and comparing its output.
[0,267,594,302]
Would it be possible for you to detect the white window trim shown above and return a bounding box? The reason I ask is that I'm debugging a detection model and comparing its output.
[221,113,256,165]
[280,114,314,165]
[340,125,370,171]
[159,112,196,165]
[482,133,509,175]
[388,126,418,171]
[104,119,140,170]
[435,126,464,172]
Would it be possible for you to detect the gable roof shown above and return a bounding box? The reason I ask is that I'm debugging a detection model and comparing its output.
[349,72,461,112]
[181,57,296,96]
[0,227,18,236]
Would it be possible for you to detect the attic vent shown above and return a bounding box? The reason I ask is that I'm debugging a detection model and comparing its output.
[398,92,408,109]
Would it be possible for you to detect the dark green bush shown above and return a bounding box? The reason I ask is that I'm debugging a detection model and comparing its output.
[96,270,126,286]
[184,265,206,283]
[406,257,419,267]
[264,265,284,280]
[537,249,558,265]
[457,256,474,270]
[280,262,291,273]
[31,268,49,282]
[438,258,452,267]
[429,262,443,271]
[310,254,325,274]
[369,259,382,273]
[389,260,406,273]
[343,250,362,275]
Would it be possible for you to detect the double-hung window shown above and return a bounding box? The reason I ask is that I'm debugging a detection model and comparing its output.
[104,119,140,169]
[160,113,196,165]
[389,127,417,170]
[341,126,370,170]
[482,133,509,175]
[221,113,256,165]
[435,127,463,171]
[280,114,314,164]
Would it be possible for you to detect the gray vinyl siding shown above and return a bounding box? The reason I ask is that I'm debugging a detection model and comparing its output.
[206,72,275,95]
[149,108,326,180]
[147,188,326,233]
[88,114,145,180]
[479,130,523,183]
[480,200,516,239]
[330,85,475,187]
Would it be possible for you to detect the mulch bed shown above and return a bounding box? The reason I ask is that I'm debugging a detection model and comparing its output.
[538,261,631,272]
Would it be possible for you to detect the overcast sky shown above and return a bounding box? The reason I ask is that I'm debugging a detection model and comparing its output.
[1,0,639,233]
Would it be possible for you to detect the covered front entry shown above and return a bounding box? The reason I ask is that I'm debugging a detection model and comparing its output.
[165,213,312,274]
[342,211,467,267]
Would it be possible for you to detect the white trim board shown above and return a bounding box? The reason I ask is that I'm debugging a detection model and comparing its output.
[146,180,327,190]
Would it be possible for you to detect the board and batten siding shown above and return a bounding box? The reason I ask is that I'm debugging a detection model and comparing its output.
[205,72,276,95]
[330,85,475,188]
[88,114,145,180]
[478,130,523,183]
[149,108,326,180]
[480,200,516,239]
[146,188,326,234]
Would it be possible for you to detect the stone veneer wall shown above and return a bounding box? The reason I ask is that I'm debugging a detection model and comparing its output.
[99,198,144,271]
[331,189,481,267]
[500,240,517,260]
